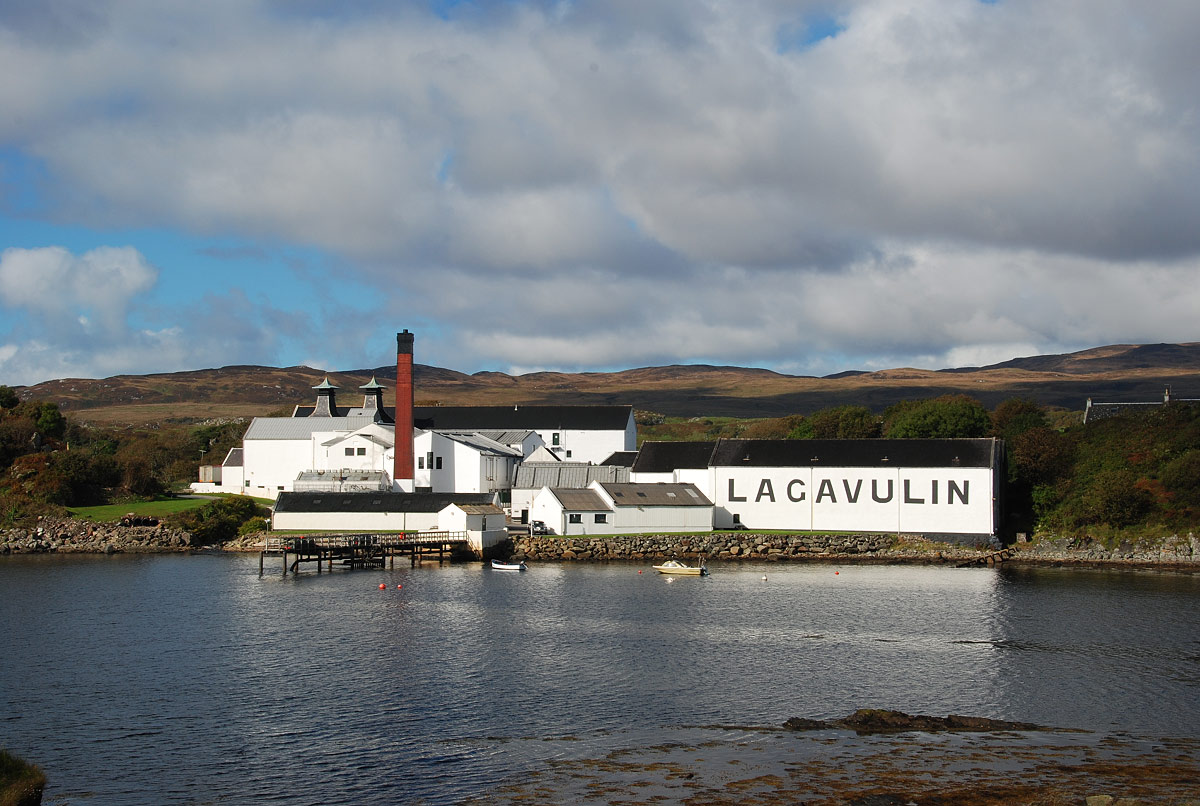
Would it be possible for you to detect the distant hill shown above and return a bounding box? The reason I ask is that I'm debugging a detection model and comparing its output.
[14,342,1200,426]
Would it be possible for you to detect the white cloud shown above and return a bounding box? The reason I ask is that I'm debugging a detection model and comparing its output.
[1,1,1200,384]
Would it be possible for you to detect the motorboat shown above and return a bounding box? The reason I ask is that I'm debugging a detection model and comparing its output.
[652,559,708,576]
[490,558,527,571]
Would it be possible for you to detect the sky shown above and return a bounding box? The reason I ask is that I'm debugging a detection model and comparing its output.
[1,0,1199,387]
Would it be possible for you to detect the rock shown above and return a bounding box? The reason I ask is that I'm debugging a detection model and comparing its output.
[784,709,1044,734]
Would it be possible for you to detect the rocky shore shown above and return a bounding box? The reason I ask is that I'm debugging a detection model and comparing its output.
[4,518,1198,571]
[0,516,194,555]
[509,530,1200,569]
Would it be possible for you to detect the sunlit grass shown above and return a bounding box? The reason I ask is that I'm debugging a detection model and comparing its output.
[68,494,273,522]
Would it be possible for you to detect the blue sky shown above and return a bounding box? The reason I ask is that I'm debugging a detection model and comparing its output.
[2,0,1199,387]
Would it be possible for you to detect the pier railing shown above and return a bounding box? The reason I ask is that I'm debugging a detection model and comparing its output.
[263,531,469,553]
[260,531,472,576]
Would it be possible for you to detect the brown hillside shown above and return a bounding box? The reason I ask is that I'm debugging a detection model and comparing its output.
[14,342,1200,426]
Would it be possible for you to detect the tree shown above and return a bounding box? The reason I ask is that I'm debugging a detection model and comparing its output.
[0,385,18,409]
[884,395,991,439]
[807,405,881,439]
[990,398,1048,442]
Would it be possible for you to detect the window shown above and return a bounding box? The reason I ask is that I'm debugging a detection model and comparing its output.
[435,457,443,470]
[427,451,433,468]
[568,513,582,524]
[566,450,572,458]
[594,513,607,523]
[418,457,425,469]
[356,447,366,456]
[552,433,560,446]
[345,447,354,456]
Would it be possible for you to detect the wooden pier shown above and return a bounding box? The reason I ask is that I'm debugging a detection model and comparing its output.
[259,531,471,576]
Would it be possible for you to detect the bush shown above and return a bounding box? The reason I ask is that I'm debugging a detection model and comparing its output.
[170,496,265,545]
[884,395,990,439]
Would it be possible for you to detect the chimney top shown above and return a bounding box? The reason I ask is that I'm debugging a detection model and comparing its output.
[397,330,414,355]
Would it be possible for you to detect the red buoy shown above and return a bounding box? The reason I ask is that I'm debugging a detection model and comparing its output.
[379,583,387,589]
[396,584,402,589]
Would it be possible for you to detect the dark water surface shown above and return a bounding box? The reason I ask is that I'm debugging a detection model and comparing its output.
[2,554,1198,804]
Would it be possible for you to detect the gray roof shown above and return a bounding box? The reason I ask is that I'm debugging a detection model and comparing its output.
[600,451,638,467]
[245,415,380,440]
[412,405,632,431]
[632,441,716,473]
[514,462,629,490]
[441,429,535,445]
[438,431,523,457]
[222,447,244,467]
[550,488,609,511]
[598,482,713,507]
[273,491,495,514]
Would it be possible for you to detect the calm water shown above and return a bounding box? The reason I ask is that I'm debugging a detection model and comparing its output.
[2,554,1198,804]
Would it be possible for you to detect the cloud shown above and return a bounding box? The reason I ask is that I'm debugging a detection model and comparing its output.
[1,1,1200,385]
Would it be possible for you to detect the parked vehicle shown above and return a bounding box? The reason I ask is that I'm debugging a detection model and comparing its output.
[530,520,550,535]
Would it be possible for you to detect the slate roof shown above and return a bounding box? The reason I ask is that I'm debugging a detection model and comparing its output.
[438,431,523,457]
[549,488,610,511]
[440,429,535,445]
[452,503,506,515]
[222,447,244,467]
[631,441,716,473]
[409,405,632,431]
[273,491,494,513]
[598,482,713,507]
[600,451,638,467]
[514,462,629,489]
[707,439,1000,468]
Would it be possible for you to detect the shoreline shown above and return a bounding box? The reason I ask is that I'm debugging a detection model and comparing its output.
[3,518,1197,572]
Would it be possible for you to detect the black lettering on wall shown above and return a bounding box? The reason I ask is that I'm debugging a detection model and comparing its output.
[903,479,925,504]
[756,479,776,503]
[728,478,746,502]
[816,479,836,504]
[843,479,862,503]
[872,479,894,503]
[948,480,969,504]
[787,479,806,502]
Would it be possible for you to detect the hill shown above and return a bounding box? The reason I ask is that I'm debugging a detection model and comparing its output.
[13,342,1200,426]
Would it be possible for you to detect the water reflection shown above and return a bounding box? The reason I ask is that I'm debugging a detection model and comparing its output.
[2,554,1198,805]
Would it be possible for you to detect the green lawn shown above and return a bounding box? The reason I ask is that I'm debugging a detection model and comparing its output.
[67,495,273,522]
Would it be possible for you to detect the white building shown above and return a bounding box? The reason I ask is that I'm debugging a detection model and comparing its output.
[510,462,630,524]
[271,491,498,532]
[529,480,713,536]
[706,439,1002,539]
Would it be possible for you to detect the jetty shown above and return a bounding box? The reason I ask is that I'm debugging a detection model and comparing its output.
[260,531,470,576]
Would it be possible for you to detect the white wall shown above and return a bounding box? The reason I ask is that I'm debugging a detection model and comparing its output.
[535,416,634,464]
[711,466,995,534]
[243,439,316,499]
[610,505,711,534]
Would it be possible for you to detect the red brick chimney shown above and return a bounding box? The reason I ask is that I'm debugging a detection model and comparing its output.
[394,330,415,491]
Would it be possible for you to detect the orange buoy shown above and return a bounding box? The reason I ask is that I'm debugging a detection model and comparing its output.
[379,583,387,589]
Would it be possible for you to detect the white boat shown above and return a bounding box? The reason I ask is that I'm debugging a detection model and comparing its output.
[491,559,527,571]
[652,559,708,576]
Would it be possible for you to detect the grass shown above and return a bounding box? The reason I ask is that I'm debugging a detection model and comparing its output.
[67,494,273,522]
[0,749,45,806]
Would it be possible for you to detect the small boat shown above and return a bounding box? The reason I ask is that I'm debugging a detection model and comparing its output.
[652,559,708,576]
[490,559,527,571]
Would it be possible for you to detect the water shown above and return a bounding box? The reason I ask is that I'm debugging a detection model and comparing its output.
[2,554,1198,804]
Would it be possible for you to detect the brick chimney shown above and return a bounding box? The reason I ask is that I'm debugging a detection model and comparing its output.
[394,330,415,492]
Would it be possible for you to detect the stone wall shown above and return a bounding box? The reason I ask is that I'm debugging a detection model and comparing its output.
[0,516,194,554]
[511,532,899,562]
